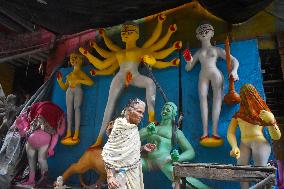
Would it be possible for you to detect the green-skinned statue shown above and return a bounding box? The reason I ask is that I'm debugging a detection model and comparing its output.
[139,102,210,188]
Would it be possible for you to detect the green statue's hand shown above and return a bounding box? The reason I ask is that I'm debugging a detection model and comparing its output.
[147,122,157,135]
[171,149,180,162]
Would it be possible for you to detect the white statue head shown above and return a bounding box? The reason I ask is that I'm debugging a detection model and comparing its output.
[196,23,214,41]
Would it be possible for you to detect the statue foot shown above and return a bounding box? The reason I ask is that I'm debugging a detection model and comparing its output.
[212,135,221,140]
[88,136,103,150]
[35,173,50,188]
[61,136,79,145]
[200,136,224,147]
[199,135,209,141]
[21,179,35,186]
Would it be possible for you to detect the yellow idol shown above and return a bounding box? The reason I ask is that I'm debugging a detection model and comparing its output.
[70,53,83,67]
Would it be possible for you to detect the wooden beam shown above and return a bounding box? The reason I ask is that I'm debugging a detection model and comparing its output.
[0,13,24,32]
[30,54,45,62]
[173,163,276,189]
[6,60,22,67]
[0,48,48,64]
[0,5,35,31]
[249,175,276,189]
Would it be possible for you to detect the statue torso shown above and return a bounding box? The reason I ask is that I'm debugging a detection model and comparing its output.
[198,47,219,69]
[237,118,267,143]
[147,125,173,155]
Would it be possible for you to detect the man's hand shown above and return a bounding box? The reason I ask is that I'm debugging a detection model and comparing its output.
[107,176,120,189]
[142,143,156,153]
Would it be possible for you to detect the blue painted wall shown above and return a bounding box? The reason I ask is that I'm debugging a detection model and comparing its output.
[49,39,268,188]
[49,53,179,187]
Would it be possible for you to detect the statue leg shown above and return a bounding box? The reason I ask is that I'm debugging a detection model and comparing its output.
[73,86,83,140]
[237,142,251,189]
[251,141,271,166]
[211,72,223,137]
[63,162,90,184]
[65,88,74,138]
[37,144,49,179]
[23,143,37,185]
[141,158,151,172]
[92,74,124,147]
[198,77,209,138]
[132,75,156,122]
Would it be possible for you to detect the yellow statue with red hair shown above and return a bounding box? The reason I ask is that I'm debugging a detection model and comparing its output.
[227,84,281,189]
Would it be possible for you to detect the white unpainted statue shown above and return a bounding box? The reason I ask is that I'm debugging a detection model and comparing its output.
[54,176,67,189]
[184,23,239,141]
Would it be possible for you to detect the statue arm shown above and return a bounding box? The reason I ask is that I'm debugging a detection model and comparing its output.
[99,29,122,52]
[217,47,239,80]
[48,133,59,157]
[151,41,182,59]
[78,72,94,86]
[259,110,281,140]
[227,118,239,149]
[90,62,119,76]
[90,41,113,58]
[139,127,148,142]
[177,130,195,161]
[152,58,179,69]
[57,76,69,91]
[79,47,117,70]
[268,124,281,140]
[185,50,199,72]
[148,24,177,52]
[142,14,165,49]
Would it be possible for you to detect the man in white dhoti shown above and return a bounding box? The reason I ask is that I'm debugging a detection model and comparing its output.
[102,98,155,189]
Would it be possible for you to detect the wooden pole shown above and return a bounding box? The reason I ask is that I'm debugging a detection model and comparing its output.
[223,35,241,105]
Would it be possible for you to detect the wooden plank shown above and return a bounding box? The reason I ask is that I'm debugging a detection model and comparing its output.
[173,163,276,182]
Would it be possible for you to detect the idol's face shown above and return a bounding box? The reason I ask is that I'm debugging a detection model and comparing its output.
[196,24,214,41]
[121,24,139,42]
[70,53,83,67]
[161,104,174,120]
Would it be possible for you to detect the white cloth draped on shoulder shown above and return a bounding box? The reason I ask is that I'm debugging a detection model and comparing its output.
[102,117,144,189]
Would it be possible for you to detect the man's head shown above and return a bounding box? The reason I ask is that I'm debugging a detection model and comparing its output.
[196,23,214,41]
[161,102,177,120]
[122,98,145,125]
[121,21,139,43]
